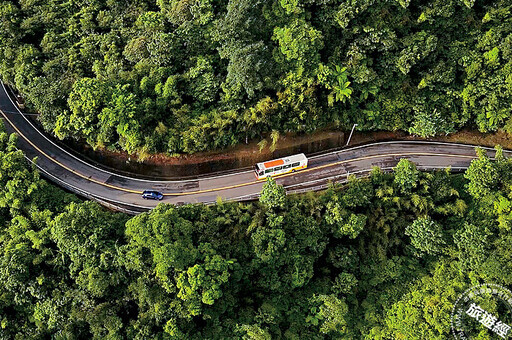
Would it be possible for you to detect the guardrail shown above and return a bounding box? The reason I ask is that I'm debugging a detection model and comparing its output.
[0,82,493,215]
[228,166,471,203]
[287,166,469,194]
[20,155,473,214]
[20,155,143,215]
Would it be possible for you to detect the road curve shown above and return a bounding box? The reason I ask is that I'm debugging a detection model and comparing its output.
[0,82,503,214]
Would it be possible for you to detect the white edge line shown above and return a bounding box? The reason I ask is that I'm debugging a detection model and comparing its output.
[3,82,505,184]
[22,156,148,213]
[284,165,469,190]
[226,165,470,201]
[309,140,505,160]
[1,82,253,183]
[3,80,506,187]
[27,149,473,213]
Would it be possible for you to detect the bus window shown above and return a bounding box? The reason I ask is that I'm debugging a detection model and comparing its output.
[292,162,300,167]
[274,166,282,171]
[265,169,273,174]
[283,164,291,169]
[258,171,264,176]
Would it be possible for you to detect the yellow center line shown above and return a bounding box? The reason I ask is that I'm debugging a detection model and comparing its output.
[0,109,142,194]
[0,109,477,197]
[161,152,477,196]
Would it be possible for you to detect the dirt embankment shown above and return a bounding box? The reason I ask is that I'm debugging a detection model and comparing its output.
[53,127,512,180]
[435,129,512,150]
[63,129,346,179]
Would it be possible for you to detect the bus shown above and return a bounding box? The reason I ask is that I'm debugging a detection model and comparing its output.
[254,153,308,180]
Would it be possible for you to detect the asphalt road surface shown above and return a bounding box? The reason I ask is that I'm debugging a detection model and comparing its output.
[0,82,502,214]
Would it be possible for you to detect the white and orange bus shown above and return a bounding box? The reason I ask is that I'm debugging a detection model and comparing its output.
[254,153,308,180]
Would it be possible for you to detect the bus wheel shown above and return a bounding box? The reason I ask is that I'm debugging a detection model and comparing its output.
[292,169,296,173]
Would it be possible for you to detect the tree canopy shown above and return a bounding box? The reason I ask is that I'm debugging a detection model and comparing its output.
[1,0,511,155]
[0,126,511,338]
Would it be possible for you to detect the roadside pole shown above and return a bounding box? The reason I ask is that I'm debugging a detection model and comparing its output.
[346,123,358,146]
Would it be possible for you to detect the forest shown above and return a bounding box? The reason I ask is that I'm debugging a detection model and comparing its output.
[0,0,511,155]
[0,118,511,339]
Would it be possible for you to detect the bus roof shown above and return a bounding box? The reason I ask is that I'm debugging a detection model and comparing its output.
[256,153,307,170]
[263,159,284,168]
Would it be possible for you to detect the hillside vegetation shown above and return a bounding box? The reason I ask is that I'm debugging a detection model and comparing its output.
[0,0,511,155]
[1,121,512,338]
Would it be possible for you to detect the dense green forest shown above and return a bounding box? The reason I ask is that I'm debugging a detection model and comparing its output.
[0,0,511,155]
[0,120,512,339]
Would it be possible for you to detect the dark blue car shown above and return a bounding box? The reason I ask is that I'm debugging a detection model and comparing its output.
[142,190,164,200]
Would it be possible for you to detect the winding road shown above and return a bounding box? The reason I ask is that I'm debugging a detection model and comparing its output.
[0,82,500,214]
